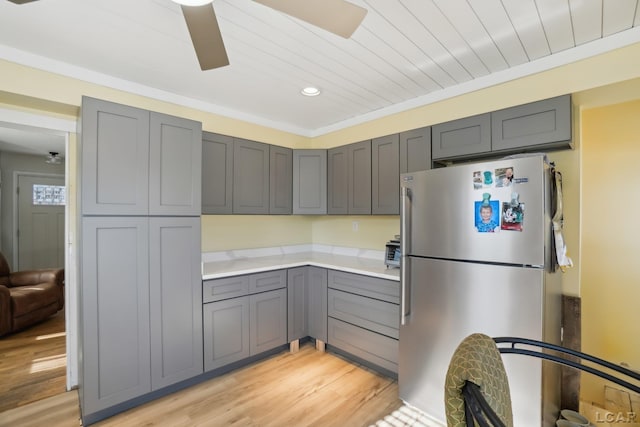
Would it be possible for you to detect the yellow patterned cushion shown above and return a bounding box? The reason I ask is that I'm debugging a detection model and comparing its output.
[444,333,513,427]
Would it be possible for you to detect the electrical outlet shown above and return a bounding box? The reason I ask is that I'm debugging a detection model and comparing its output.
[352,221,359,232]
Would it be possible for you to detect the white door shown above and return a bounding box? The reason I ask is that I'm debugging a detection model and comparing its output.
[17,174,65,270]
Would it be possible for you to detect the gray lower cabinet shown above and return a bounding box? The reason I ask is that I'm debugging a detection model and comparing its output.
[80,216,203,417]
[326,270,399,374]
[250,288,287,354]
[233,138,270,214]
[203,296,250,371]
[149,217,203,390]
[400,126,431,173]
[432,112,491,160]
[287,266,327,343]
[269,145,293,214]
[81,96,201,216]
[293,150,327,215]
[327,141,371,214]
[80,217,151,415]
[307,267,328,342]
[372,134,400,215]
[202,132,233,214]
[491,94,572,152]
[287,267,307,341]
[203,270,287,372]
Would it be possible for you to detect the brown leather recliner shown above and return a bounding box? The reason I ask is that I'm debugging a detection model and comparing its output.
[0,252,64,337]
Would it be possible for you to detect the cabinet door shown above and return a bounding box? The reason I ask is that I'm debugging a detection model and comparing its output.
[233,139,270,214]
[81,96,149,215]
[432,113,491,160]
[269,145,293,214]
[202,132,233,214]
[287,267,308,342]
[250,288,287,355]
[81,217,150,414]
[348,140,372,214]
[203,296,250,371]
[149,217,203,390]
[372,134,400,215]
[327,146,348,214]
[307,266,327,343]
[293,150,327,215]
[149,112,202,216]
[491,94,572,152]
[400,127,431,173]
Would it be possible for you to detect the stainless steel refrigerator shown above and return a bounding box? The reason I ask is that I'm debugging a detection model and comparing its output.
[399,155,562,426]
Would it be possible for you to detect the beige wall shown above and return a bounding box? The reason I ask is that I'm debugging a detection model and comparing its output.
[579,100,640,404]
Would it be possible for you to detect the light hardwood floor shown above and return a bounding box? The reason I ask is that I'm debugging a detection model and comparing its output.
[2,342,405,427]
[0,309,67,413]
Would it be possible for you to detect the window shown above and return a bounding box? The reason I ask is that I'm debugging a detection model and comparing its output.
[33,184,66,206]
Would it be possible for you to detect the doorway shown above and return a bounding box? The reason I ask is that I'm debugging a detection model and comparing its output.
[16,173,65,270]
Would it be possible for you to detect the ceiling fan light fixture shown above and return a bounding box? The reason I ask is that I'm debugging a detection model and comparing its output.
[171,0,213,6]
[45,151,62,165]
[301,86,321,97]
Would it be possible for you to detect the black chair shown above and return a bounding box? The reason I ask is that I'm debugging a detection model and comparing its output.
[445,333,640,427]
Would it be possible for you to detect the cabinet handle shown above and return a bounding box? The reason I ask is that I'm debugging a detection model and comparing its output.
[400,186,412,325]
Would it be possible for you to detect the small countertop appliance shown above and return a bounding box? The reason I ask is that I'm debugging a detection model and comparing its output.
[385,235,401,268]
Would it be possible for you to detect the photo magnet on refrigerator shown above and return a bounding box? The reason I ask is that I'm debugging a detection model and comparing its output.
[501,192,525,231]
[475,193,500,233]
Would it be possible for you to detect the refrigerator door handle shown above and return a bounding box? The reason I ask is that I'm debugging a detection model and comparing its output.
[401,186,412,325]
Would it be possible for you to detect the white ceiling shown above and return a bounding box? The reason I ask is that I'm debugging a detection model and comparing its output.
[1,0,640,142]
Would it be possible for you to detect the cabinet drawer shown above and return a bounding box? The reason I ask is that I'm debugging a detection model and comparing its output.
[249,269,287,294]
[327,270,399,304]
[203,276,249,303]
[327,317,398,374]
[328,289,398,339]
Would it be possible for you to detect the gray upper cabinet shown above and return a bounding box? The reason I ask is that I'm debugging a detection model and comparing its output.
[149,217,203,390]
[432,113,491,160]
[81,97,202,216]
[348,140,372,215]
[233,139,270,214]
[328,141,371,215]
[149,113,202,216]
[400,127,432,173]
[327,146,348,214]
[81,96,150,215]
[269,145,293,215]
[202,132,233,214]
[491,94,572,152]
[372,134,400,215]
[293,150,327,215]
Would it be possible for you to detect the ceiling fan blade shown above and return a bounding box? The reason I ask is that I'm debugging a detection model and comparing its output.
[7,0,40,4]
[254,0,367,38]
[180,4,229,71]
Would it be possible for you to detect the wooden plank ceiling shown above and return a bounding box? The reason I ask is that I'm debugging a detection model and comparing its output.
[0,0,639,135]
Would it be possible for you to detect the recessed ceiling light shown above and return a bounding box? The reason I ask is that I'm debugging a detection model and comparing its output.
[171,0,213,6]
[301,86,321,97]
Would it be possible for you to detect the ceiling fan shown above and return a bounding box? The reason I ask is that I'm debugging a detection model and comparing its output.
[7,0,367,71]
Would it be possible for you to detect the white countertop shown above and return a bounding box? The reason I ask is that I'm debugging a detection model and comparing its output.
[202,244,400,281]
